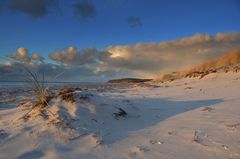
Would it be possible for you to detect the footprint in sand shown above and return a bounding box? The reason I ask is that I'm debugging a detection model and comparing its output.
[129,145,149,158]
[225,123,240,131]
[167,130,177,136]
[91,133,103,145]
[192,130,209,146]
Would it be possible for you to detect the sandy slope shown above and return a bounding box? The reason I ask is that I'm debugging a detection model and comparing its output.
[0,72,240,159]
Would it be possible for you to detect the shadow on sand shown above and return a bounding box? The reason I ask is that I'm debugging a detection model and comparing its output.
[71,93,223,145]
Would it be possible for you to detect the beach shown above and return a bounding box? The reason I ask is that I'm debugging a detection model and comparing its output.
[0,71,239,159]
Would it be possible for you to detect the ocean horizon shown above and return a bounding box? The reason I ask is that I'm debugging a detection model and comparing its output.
[0,81,102,87]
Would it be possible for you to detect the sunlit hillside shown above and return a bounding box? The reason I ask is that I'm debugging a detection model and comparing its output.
[184,48,240,73]
[155,48,240,82]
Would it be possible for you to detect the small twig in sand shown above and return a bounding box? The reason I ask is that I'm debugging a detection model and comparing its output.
[193,130,200,142]
[113,107,127,119]
[201,107,213,112]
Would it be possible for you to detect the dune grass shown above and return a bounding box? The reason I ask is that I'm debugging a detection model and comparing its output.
[154,48,240,82]
[25,69,50,109]
[184,48,240,73]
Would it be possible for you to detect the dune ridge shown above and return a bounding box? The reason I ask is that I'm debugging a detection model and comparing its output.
[154,48,240,82]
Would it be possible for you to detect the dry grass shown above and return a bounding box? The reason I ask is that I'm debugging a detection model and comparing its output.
[154,48,240,82]
[183,48,240,75]
[25,69,51,109]
[17,69,54,120]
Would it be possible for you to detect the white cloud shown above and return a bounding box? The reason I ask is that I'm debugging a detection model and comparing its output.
[10,47,44,64]
[49,46,109,65]
[1,32,240,81]
[10,47,31,63]
[103,32,240,77]
[31,53,44,62]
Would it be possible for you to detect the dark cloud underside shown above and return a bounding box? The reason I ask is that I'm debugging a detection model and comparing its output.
[73,1,96,21]
[127,16,142,27]
[8,0,59,18]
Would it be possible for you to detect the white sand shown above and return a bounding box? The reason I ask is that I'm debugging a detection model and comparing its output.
[0,72,240,159]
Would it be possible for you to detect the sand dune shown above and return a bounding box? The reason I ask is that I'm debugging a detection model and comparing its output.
[155,48,240,82]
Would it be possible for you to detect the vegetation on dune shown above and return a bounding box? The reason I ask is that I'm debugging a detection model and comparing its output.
[154,48,240,82]
[184,48,240,73]
[108,78,152,83]
[25,69,50,109]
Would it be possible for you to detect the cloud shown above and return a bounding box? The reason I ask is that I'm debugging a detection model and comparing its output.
[1,32,240,82]
[0,62,26,81]
[1,47,115,82]
[8,0,59,18]
[103,32,240,77]
[0,1,8,12]
[0,61,64,81]
[127,16,142,27]
[31,53,44,62]
[0,3,2,11]
[0,60,117,82]
[49,46,109,65]
[10,47,44,64]
[10,48,31,63]
[73,1,96,21]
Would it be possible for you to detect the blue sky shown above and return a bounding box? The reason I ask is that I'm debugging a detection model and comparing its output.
[0,0,240,82]
[0,0,239,56]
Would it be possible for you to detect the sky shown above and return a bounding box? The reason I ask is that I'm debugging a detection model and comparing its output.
[0,0,240,82]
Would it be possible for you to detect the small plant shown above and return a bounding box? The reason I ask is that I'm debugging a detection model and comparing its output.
[25,69,50,109]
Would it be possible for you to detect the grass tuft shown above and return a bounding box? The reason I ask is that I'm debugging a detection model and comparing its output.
[25,69,50,109]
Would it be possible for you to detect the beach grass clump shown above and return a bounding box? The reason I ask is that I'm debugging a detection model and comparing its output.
[25,69,50,109]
